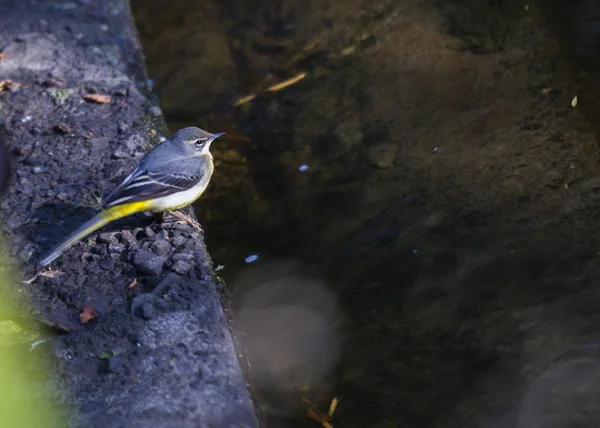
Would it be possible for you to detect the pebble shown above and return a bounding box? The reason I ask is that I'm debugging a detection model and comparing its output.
[132,250,165,276]
[106,357,125,373]
[171,235,186,247]
[108,243,125,254]
[111,150,129,159]
[117,122,129,135]
[171,260,192,275]
[24,156,43,166]
[151,240,171,257]
[172,253,194,262]
[98,257,115,270]
[99,232,118,244]
[120,230,137,246]
[32,165,48,174]
[140,301,154,320]
[143,227,155,239]
[148,106,161,117]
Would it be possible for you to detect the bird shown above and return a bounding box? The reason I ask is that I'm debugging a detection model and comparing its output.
[38,126,225,267]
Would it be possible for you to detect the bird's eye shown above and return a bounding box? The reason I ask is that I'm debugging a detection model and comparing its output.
[194,138,208,145]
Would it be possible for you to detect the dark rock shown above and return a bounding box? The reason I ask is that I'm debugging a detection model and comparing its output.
[98,257,114,270]
[151,239,171,256]
[119,230,137,246]
[171,235,186,247]
[148,106,161,117]
[143,226,155,239]
[172,260,192,275]
[111,150,129,159]
[117,122,129,135]
[24,156,43,166]
[140,301,154,319]
[98,232,118,244]
[132,250,165,276]
[108,243,125,254]
[106,357,125,373]
[172,253,194,262]
[32,165,47,174]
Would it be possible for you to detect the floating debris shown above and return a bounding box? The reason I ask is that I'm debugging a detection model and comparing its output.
[433,147,439,152]
[298,164,310,172]
[571,96,578,108]
[215,265,225,271]
[244,254,259,264]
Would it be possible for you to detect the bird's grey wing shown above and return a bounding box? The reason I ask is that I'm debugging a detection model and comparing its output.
[101,157,207,208]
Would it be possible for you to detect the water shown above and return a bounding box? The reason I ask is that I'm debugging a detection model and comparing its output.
[131,0,600,426]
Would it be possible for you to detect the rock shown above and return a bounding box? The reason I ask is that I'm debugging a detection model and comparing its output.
[117,122,129,134]
[140,301,154,319]
[172,253,193,262]
[98,257,114,270]
[132,250,165,276]
[171,235,186,247]
[108,243,125,254]
[143,226,155,239]
[367,143,398,168]
[172,260,192,275]
[119,230,137,246]
[148,106,161,117]
[98,232,118,244]
[111,150,129,159]
[151,239,171,256]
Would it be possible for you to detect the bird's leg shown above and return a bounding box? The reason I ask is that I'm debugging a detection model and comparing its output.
[168,210,203,232]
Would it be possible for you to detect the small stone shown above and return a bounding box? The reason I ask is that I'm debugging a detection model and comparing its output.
[98,232,118,244]
[108,243,125,254]
[171,235,186,247]
[117,122,129,135]
[106,357,125,373]
[24,156,43,166]
[120,230,137,246]
[367,144,398,168]
[111,150,129,159]
[143,227,155,239]
[98,257,114,270]
[151,240,171,256]
[171,260,192,275]
[32,165,47,174]
[141,301,154,319]
[148,106,161,117]
[133,250,165,276]
[172,253,193,262]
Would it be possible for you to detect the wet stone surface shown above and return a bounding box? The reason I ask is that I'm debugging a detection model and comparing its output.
[0,1,257,427]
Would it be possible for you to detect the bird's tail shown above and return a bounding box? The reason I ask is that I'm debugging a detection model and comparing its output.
[38,203,142,267]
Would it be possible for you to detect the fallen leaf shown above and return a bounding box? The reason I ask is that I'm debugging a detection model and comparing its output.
[128,278,137,288]
[79,306,98,324]
[0,52,7,61]
[150,129,156,136]
[0,79,21,92]
[83,93,111,104]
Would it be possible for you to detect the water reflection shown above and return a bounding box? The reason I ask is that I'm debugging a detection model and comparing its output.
[131,0,600,426]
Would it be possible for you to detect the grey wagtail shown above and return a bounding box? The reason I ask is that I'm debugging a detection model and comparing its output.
[38,127,225,267]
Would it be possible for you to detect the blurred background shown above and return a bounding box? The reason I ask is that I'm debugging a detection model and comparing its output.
[130,0,600,426]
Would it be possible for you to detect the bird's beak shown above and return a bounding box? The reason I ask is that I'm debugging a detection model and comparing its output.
[212,132,226,139]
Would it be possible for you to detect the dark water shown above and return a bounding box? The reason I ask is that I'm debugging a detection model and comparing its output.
[131,0,600,427]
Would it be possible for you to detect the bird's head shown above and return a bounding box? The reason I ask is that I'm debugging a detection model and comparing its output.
[175,127,226,154]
